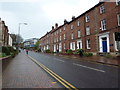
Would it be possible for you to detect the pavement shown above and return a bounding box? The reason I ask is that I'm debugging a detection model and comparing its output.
[2,51,62,88]
[52,53,120,66]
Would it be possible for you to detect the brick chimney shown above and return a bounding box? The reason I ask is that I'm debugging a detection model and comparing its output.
[52,26,54,30]
[55,23,58,29]
[72,16,75,20]
[64,19,68,24]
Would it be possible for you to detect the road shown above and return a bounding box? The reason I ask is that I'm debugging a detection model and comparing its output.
[28,51,119,88]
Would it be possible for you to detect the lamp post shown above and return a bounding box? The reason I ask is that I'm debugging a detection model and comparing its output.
[17,23,27,49]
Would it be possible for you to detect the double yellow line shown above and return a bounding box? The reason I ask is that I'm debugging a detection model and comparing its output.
[28,55,78,90]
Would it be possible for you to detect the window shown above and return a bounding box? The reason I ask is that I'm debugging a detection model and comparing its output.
[54,38,56,43]
[60,36,61,41]
[57,30,58,34]
[47,40,48,44]
[118,14,120,26]
[70,42,75,50]
[77,20,80,26]
[87,39,90,49]
[54,32,56,35]
[78,30,81,38]
[86,26,90,35]
[116,0,120,5]
[64,43,66,49]
[71,24,74,29]
[64,27,66,30]
[71,33,74,39]
[86,15,90,22]
[57,37,58,42]
[100,5,105,14]
[101,19,107,30]
[60,29,62,32]
[64,34,66,40]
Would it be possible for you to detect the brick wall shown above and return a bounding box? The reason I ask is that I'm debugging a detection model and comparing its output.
[39,2,120,54]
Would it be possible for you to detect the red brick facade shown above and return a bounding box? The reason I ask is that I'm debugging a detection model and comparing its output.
[0,19,9,46]
[39,2,120,55]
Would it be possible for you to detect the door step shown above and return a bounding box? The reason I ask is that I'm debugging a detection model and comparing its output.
[97,52,110,56]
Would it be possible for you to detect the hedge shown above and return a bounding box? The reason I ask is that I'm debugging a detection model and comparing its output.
[1,46,18,58]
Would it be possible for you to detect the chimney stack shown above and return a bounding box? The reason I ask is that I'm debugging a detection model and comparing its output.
[72,16,75,20]
[64,19,68,24]
[55,23,58,29]
[52,26,54,30]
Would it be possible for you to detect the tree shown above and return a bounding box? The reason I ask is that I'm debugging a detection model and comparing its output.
[34,40,39,50]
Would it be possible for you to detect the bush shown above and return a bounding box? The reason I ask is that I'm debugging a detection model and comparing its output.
[2,46,10,55]
[73,52,78,54]
[45,49,51,53]
[77,49,84,54]
[1,46,18,58]
[66,49,73,54]
[52,51,56,53]
[83,52,93,57]
[2,53,6,57]
[11,53,15,58]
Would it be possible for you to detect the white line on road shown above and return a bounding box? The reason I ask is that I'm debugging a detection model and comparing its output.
[54,58,65,63]
[73,63,105,73]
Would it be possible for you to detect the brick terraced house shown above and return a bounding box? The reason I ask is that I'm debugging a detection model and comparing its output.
[0,18,13,47]
[39,1,120,56]
[0,19,9,46]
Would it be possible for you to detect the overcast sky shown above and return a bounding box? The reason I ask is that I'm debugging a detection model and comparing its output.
[0,0,100,40]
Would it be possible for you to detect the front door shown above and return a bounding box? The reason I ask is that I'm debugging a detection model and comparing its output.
[102,37,107,52]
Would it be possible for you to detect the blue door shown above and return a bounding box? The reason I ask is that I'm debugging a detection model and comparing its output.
[102,41,107,52]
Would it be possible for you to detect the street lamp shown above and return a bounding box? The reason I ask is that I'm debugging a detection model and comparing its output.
[17,23,27,50]
[18,23,27,44]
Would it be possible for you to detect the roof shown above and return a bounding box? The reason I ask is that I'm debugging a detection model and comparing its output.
[39,2,104,40]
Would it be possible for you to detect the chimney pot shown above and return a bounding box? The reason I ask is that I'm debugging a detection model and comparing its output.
[64,19,67,24]
[55,23,58,29]
[72,16,75,20]
[52,26,54,30]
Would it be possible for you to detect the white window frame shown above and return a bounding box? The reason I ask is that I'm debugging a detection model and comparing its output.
[77,20,80,26]
[87,39,91,49]
[57,30,58,34]
[70,42,75,50]
[60,29,62,32]
[100,5,105,14]
[64,34,66,40]
[64,26,66,30]
[54,38,56,43]
[71,24,74,30]
[78,30,81,38]
[86,15,90,22]
[101,19,107,31]
[116,0,120,5]
[86,26,90,35]
[54,32,56,35]
[57,37,58,42]
[71,33,74,40]
[117,14,120,26]
[64,43,66,49]
[60,36,61,41]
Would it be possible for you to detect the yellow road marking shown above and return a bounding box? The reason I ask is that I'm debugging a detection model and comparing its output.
[51,82,57,84]
[28,55,78,90]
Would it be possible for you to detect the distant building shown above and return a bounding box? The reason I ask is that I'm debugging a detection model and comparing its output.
[24,38,38,48]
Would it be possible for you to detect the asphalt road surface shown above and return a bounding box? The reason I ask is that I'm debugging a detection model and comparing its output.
[28,51,119,88]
